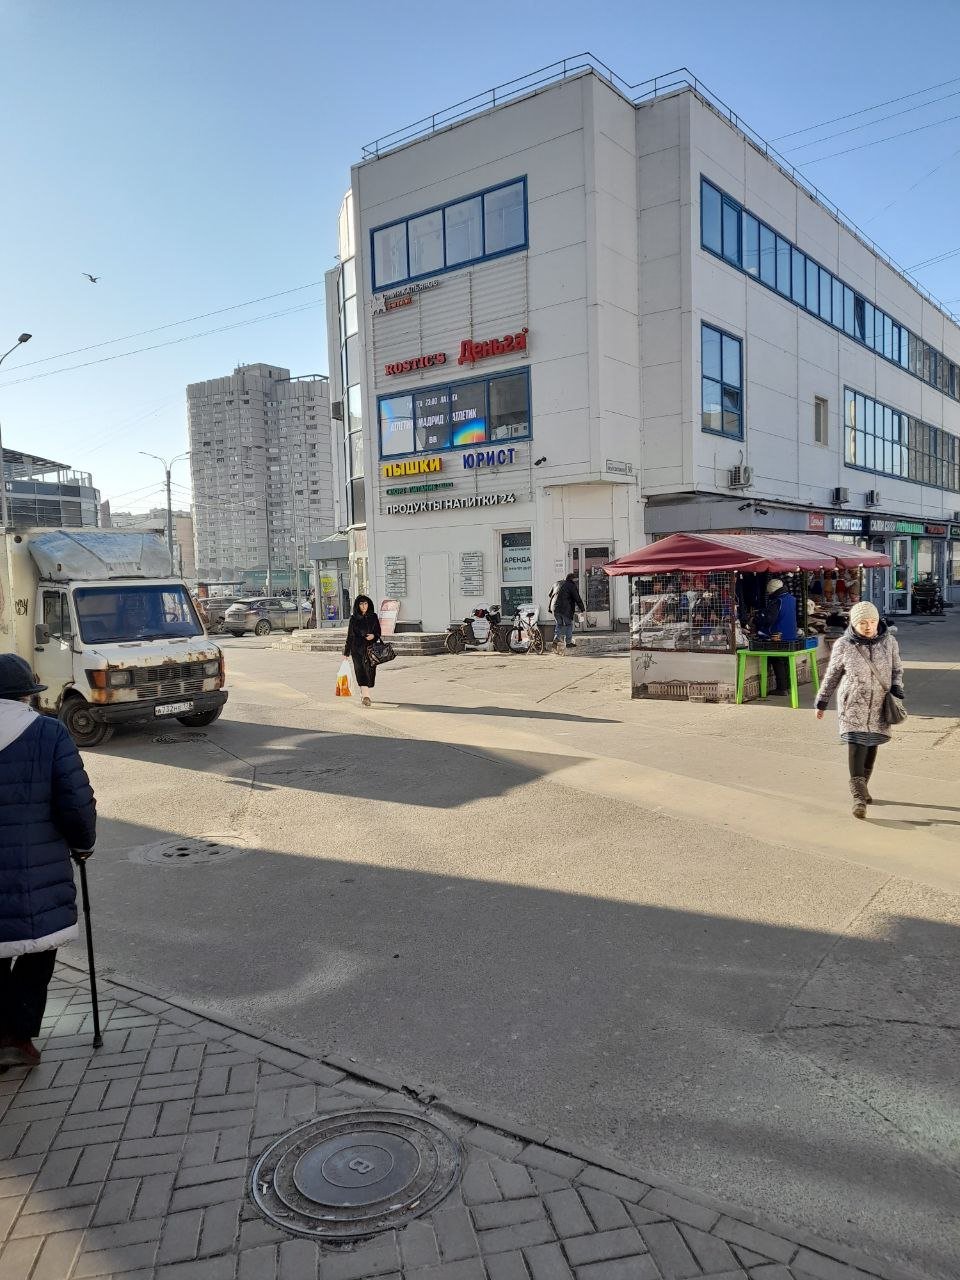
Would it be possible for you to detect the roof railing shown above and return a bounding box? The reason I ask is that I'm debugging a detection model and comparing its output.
[359,54,958,323]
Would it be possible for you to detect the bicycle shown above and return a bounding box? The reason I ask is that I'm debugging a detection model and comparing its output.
[505,606,545,654]
[444,606,504,654]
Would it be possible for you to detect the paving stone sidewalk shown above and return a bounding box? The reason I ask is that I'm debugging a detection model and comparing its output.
[0,963,930,1280]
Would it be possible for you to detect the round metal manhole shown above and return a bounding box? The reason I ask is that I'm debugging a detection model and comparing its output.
[251,1108,461,1240]
[128,834,249,867]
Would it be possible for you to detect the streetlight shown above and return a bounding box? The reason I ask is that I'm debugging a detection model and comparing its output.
[0,333,32,530]
[139,451,189,566]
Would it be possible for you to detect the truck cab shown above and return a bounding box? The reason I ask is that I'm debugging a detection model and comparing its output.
[1,529,227,747]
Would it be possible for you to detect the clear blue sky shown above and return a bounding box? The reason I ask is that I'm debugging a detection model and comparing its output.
[2,0,960,512]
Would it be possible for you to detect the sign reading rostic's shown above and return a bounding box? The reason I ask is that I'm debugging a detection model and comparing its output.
[384,353,446,377]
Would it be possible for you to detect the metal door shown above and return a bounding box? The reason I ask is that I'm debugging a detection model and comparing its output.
[35,590,76,700]
[570,545,612,627]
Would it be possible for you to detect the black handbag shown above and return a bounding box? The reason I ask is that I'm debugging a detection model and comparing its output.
[866,656,907,725]
[368,640,396,666]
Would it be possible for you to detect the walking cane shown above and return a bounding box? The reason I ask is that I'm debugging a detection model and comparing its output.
[75,856,103,1049]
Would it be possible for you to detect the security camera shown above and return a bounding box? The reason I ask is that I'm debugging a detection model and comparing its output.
[534,456,547,466]
[755,506,769,516]
[737,501,752,511]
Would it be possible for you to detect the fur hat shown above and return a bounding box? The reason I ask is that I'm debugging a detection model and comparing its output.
[766,578,784,594]
[849,601,879,628]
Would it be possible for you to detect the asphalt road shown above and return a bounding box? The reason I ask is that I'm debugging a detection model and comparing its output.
[70,621,960,1279]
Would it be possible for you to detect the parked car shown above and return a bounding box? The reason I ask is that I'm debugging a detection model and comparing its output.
[195,596,243,633]
[223,597,310,636]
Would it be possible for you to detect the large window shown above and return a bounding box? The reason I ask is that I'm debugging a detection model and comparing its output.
[500,531,533,615]
[371,178,527,290]
[844,386,960,493]
[378,368,530,459]
[701,323,743,439]
[701,176,960,405]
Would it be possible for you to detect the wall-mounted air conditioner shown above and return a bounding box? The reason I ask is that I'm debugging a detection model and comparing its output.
[728,465,752,488]
[865,489,882,506]
[832,486,849,504]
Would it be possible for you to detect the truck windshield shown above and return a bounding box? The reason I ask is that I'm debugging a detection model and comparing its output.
[73,585,203,643]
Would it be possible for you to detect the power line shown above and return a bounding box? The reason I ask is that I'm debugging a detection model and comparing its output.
[909,245,960,271]
[797,110,960,166]
[770,74,960,141]
[862,143,960,225]
[0,300,325,387]
[8,280,326,372]
[783,85,960,153]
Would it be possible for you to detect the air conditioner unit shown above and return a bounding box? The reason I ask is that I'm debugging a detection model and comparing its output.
[728,465,752,488]
[331,399,343,421]
[953,510,960,522]
[865,489,882,506]
[832,486,850,504]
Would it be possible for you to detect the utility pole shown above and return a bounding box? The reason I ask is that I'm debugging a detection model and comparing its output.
[264,492,273,595]
[0,334,33,529]
[139,451,189,570]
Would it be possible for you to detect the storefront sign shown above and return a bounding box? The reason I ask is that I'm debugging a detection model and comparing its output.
[372,279,440,316]
[501,535,533,582]
[866,518,898,534]
[951,526,960,539]
[381,456,443,478]
[385,493,517,516]
[384,352,447,376]
[831,516,864,533]
[894,520,924,535]
[383,556,407,597]
[925,523,948,537]
[457,329,528,366]
[807,513,826,531]
[462,447,518,470]
[605,459,634,476]
[460,551,484,596]
[384,481,453,496]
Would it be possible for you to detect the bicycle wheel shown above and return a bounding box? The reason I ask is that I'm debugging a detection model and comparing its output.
[529,626,545,655]
[444,628,465,654]
[491,624,509,653]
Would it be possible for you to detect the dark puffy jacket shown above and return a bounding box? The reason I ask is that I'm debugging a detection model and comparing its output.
[0,707,97,953]
[552,579,585,619]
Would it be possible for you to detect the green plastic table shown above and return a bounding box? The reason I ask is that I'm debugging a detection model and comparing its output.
[736,643,819,710]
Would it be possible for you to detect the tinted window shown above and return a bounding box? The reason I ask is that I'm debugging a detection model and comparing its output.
[445,197,483,266]
[792,249,806,305]
[489,373,529,440]
[820,269,833,323]
[379,394,415,457]
[776,237,791,295]
[449,381,488,446]
[702,324,742,438]
[722,199,740,264]
[414,388,451,451]
[832,277,843,328]
[701,181,722,254]
[843,286,855,336]
[408,210,443,277]
[373,223,407,288]
[759,224,776,286]
[484,182,525,254]
[806,258,819,313]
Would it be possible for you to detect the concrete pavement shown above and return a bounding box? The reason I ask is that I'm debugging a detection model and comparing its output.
[48,615,960,1278]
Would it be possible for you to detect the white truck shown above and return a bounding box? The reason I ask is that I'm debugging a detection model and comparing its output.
[0,527,227,747]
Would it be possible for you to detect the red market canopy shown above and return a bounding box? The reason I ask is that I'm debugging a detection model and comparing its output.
[603,531,891,576]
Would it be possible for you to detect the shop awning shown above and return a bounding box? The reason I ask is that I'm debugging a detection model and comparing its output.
[603,531,891,576]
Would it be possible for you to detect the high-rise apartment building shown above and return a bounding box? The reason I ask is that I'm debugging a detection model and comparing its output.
[187,364,334,588]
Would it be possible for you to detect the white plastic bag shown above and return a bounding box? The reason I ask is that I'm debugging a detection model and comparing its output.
[335,658,354,698]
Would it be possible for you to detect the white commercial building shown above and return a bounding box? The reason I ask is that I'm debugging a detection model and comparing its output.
[187,364,334,590]
[328,60,960,631]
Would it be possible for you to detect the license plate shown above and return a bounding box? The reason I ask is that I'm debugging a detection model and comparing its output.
[155,701,193,717]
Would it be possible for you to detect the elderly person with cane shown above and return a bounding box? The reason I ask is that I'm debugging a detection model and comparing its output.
[815,601,905,819]
[0,655,96,1067]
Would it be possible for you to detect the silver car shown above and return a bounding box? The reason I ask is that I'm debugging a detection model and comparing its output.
[223,597,310,637]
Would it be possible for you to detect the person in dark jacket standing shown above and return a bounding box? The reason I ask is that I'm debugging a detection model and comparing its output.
[550,574,585,652]
[0,655,96,1068]
[343,596,382,707]
[759,578,798,695]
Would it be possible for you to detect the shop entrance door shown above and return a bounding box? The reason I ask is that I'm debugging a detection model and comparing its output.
[419,553,451,632]
[890,538,911,614]
[569,545,612,627]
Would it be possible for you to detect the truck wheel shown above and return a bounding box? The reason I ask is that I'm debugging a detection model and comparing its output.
[254,620,272,636]
[60,698,114,748]
[176,706,223,728]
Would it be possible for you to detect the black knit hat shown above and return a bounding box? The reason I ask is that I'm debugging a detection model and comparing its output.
[0,654,47,699]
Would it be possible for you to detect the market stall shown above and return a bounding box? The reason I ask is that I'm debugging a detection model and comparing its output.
[603,532,891,703]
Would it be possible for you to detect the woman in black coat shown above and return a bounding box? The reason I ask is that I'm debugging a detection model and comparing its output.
[343,596,381,707]
[0,654,96,1069]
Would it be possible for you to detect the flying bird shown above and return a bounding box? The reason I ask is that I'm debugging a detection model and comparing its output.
[82,273,100,284]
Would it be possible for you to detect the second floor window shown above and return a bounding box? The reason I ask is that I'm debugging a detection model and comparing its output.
[701,323,743,439]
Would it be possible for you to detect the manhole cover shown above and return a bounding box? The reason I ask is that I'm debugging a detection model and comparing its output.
[128,834,249,866]
[251,1108,461,1240]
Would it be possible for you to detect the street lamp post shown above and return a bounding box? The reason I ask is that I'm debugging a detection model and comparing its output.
[0,333,33,530]
[139,451,189,568]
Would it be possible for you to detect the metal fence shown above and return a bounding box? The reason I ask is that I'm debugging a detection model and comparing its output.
[630,572,737,653]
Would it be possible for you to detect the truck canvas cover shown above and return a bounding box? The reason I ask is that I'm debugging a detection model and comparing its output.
[26,530,174,582]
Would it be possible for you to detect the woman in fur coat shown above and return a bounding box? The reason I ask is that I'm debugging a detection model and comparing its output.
[815,601,904,819]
